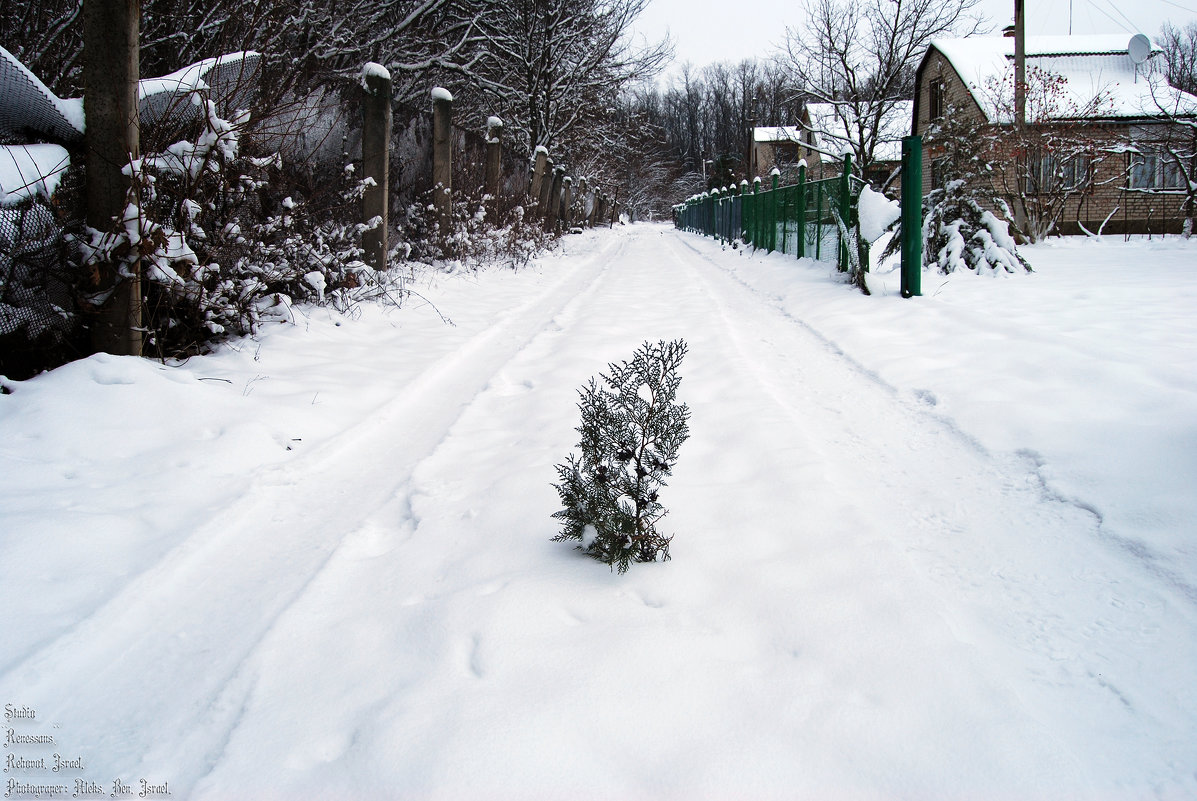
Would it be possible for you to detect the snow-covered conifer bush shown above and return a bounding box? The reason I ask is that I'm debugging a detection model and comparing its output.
[552,339,690,573]
[880,104,1030,274]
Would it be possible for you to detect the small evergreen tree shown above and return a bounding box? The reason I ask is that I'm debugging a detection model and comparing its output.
[552,339,691,573]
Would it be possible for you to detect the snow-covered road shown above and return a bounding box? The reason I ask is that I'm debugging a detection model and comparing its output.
[2,225,1194,799]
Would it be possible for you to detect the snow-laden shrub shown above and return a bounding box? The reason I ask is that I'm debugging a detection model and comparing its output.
[880,104,1030,276]
[922,179,1030,274]
[80,100,404,357]
[552,339,691,573]
[401,188,554,270]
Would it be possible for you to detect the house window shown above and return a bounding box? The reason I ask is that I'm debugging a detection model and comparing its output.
[930,157,947,190]
[1129,149,1184,190]
[1025,151,1092,194]
[1128,125,1186,190]
[928,78,946,121]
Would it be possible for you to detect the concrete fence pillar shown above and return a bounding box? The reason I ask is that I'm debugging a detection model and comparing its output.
[529,146,548,205]
[536,158,554,218]
[84,0,141,356]
[561,176,573,227]
[576,178,588,226]
[361,64,392,272]
[484,116,503,200]
[431,87,453,227]
[545,165,565,231]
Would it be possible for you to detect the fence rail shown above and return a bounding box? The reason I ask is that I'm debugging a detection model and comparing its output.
[674,159,865,273]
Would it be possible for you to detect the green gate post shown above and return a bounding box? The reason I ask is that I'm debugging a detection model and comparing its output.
[900,136,923,298]
[797,162,806,259]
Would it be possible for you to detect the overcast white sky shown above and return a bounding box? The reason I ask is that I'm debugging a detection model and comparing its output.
[631,0,1197,80]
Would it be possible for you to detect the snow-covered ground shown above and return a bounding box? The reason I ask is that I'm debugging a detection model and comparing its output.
[2,225,1195,799]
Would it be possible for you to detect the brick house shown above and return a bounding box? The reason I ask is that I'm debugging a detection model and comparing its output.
[751,105,821,182]
[752,101,910,191]
[913,34,1197,235]
[805,101,911,188]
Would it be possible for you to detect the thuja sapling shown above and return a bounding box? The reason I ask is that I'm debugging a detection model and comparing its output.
[552,339,691,573]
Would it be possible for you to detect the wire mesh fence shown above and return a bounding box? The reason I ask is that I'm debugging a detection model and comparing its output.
[0,197,83,378]
[674,163,866,273]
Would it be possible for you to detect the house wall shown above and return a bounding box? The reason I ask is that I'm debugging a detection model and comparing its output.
[914,47,1191,236]
[752,139,822,183]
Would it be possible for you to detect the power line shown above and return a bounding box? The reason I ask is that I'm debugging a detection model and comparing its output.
[1094,0,1140,32]
[1157,0,1197,17]
[1082,0,1133,33]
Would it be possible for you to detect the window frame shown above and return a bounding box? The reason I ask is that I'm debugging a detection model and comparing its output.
[928,77,946,122]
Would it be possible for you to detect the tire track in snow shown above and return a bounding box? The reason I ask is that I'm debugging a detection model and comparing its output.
[654,228,1197,789]
[0,235,625,793]
[670,233,1197,609]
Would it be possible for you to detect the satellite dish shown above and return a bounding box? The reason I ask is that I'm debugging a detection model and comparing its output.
[1128,33,1152,65]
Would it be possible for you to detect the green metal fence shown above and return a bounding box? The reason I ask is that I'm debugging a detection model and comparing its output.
[674,158,866,273]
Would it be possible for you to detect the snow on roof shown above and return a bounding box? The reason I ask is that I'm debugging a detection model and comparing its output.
[754,126,806,143]
[0,144,70,206]
[804,101,913,162]
[929,35,1197,122]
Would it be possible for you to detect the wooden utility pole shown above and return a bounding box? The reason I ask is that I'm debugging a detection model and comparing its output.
[1014,0,1026,132]
[1013,0,1029,238]
[84,0,141,355]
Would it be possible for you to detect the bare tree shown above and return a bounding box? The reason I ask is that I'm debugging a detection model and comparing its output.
[2,0,489,103]
[979,65,1119,242]
[1159,20,1197,96]
[779,0,985,173]
[469,0,671,154]
[1141,68,1197,237]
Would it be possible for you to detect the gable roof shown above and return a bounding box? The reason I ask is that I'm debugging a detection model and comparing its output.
[923,34,1197,124]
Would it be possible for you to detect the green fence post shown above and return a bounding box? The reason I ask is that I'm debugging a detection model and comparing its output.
[738,179,749,243]
[797,162,807,259]
[839,153,852,272]
[815,179,823,261]
[781,186,790,255]
[901,135,923,298]
[752,176,761,248]
[769,169,780,252]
